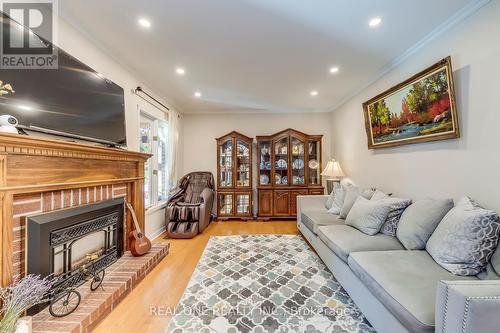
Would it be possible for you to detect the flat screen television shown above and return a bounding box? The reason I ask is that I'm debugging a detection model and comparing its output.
[0,13,126,146]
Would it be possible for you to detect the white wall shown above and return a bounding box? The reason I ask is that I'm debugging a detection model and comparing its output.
[57,17,177,237]
[331,1,500,212]
[182,112,332,213]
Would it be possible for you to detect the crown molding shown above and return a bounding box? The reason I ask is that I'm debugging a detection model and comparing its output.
[330,0,492,112]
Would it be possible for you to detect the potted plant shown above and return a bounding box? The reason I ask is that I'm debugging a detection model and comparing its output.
[0,275,52,333]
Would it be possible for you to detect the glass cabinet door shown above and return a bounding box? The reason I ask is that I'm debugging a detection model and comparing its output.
[236,193,251,215]
[219,139,233,187]
[308,140,321,185]
[258,140,271,186]
[219,193,233,215]
[274,137,289,185]
[236,140,250,187]
[291,137,305,185]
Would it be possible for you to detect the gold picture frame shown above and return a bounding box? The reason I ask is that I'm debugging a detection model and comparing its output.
[362,57,459,149]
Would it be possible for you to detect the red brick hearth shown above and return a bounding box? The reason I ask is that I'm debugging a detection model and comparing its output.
[32,244,169,333]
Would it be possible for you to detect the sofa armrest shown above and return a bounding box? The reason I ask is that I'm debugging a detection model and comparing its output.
[296,195,329,224]
[436,280,500,333]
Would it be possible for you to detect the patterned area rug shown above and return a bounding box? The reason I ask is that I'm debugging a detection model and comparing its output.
[166,235,375,333]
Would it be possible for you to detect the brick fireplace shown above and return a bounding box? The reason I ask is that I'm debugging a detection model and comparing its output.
[12,185,128,282]
[0,133,151,285]
[0,133,172,332]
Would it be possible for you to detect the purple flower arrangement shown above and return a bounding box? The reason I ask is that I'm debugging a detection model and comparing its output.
[0,275,52,333]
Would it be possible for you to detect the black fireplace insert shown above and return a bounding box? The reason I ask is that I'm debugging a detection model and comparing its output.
[27,198,125,304]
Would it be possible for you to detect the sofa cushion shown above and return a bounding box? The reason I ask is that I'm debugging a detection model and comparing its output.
[339,186,375,218]
[345,196,392,235]
[396,198,454,250]
[379,197,413,236]
[348,251,477,333]
[317,225,404,263]
[426,196,500,276]
[301,210,344,235]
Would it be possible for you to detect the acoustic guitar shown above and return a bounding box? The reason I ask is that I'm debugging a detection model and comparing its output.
[126,202,152,256]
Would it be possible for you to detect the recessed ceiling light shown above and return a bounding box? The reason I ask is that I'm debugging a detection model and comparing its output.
[310,90,318,97]
[329,66,339,74]
[176,67,185,75]
[369,17,382,27]
[194,91,202,98]
[18,105,32,111]
[138,18,151,28]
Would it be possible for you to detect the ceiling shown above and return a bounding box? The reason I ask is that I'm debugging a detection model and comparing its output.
[60,0,482,114]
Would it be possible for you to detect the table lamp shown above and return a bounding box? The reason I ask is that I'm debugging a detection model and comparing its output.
[321,159,345,194]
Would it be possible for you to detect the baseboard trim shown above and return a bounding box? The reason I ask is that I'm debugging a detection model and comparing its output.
[149,226,166,241]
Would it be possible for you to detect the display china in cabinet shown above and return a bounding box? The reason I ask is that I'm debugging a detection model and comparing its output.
[257,129,324,218]
[216,131,253,219]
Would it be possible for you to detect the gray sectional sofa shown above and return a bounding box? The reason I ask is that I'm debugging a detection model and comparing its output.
[297,195,500,333]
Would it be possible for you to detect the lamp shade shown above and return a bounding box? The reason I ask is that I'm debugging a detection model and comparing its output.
[321,159,345,178]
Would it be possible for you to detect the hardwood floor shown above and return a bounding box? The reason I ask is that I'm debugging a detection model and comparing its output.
[94,220,299,333]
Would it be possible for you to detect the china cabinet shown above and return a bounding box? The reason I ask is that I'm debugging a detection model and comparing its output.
[256,129,324,218]
[216,131,253,219]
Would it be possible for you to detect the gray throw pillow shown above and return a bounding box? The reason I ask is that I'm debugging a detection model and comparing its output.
[426,197,500,276]
[339,186,374,218]
[327,183,347,215]
[379,197,413,236]
[345,196,392,235]
[396,198,454,250]
[325,187,336,210]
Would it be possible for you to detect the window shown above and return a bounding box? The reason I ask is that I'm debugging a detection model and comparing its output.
[157,121,168,202]
[140,114,153,207]
[140,112,169,209]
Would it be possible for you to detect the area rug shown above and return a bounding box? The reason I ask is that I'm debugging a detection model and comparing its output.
[166,235,375,333]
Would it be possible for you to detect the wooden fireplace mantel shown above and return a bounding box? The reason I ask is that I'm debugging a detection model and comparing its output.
[0,133,151,285]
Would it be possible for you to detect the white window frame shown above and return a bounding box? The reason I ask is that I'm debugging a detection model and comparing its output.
[139,108,169,212]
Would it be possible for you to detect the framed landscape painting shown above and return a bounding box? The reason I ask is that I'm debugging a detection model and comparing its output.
[363,57,459,149]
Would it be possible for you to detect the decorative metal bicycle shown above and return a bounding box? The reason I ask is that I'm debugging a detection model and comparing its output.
[49,254,105,317]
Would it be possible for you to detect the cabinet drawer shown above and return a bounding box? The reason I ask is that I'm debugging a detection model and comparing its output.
[309,189,325,195]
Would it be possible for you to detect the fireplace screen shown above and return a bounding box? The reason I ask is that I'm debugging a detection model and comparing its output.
[27,198,125,294]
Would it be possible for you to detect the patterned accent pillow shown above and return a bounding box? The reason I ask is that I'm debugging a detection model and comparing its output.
[426,197,500,276]
[378,198,413,236]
